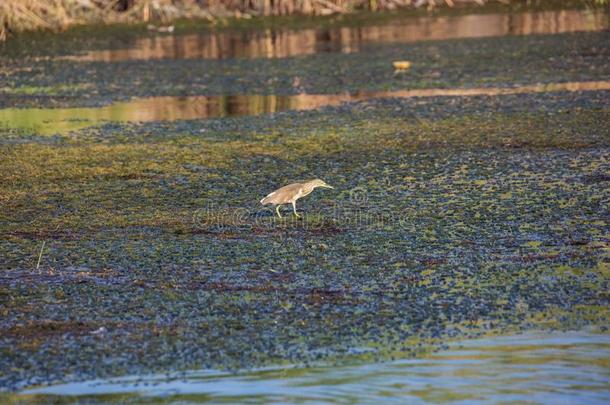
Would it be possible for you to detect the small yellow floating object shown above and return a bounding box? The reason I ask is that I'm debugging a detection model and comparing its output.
[392,61,411,70]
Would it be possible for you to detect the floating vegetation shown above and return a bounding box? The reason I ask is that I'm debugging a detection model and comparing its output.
[2,80,609,135]
[1,88,608,391]
[2,29,610,110]
[0,10,609,394]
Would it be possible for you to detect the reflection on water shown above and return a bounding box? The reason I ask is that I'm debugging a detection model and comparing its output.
[1,80,609,135]
[61,9,609,62]
[21,331,610,404]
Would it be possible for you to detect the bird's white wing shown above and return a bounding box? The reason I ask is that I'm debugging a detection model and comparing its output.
[260,191,276,204]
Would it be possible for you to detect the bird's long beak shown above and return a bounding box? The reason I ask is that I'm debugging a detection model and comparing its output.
[323,184,334,189]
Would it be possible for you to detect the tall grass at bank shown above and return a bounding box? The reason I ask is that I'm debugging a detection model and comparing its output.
[0,0,195,40]
[1,0,501,41]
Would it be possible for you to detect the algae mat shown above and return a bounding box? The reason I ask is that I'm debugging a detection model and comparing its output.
[1,89,609,391]
[0,4,609,394]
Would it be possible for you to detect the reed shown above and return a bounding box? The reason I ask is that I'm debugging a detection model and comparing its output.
[0,0,510,41]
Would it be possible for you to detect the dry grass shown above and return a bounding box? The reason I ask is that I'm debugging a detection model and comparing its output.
[0,0,212,41]
[0,0,494,41]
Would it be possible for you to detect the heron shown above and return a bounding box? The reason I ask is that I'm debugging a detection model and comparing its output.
[260,179,334,218]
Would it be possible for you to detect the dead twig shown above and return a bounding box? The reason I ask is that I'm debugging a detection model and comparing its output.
[35,240,45,270]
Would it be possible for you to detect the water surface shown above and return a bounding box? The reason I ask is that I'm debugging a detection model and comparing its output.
[2,80,609,134]
[59,9,609,62]
[21,331,610,404]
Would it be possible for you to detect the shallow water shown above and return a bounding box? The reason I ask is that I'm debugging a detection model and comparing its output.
[2,80,609,134]
[21,331,610,404]
[60,9,609,62]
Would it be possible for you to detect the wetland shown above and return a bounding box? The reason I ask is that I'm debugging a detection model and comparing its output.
[0,2,609,403]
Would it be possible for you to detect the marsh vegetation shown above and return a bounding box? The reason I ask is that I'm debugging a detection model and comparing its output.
[0,2,609,402]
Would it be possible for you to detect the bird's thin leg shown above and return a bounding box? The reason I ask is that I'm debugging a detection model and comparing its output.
[275,205,282,218]
[292,201,301,218]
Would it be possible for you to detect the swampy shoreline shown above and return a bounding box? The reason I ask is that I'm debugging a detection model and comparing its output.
[0,3,609,397]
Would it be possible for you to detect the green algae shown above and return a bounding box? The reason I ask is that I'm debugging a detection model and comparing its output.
[2,28,610,110]
[1,107,608,236]
[3,81,609,135]
[0,10,609,391]
[1,89,609,390]
[0,84,91,96]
